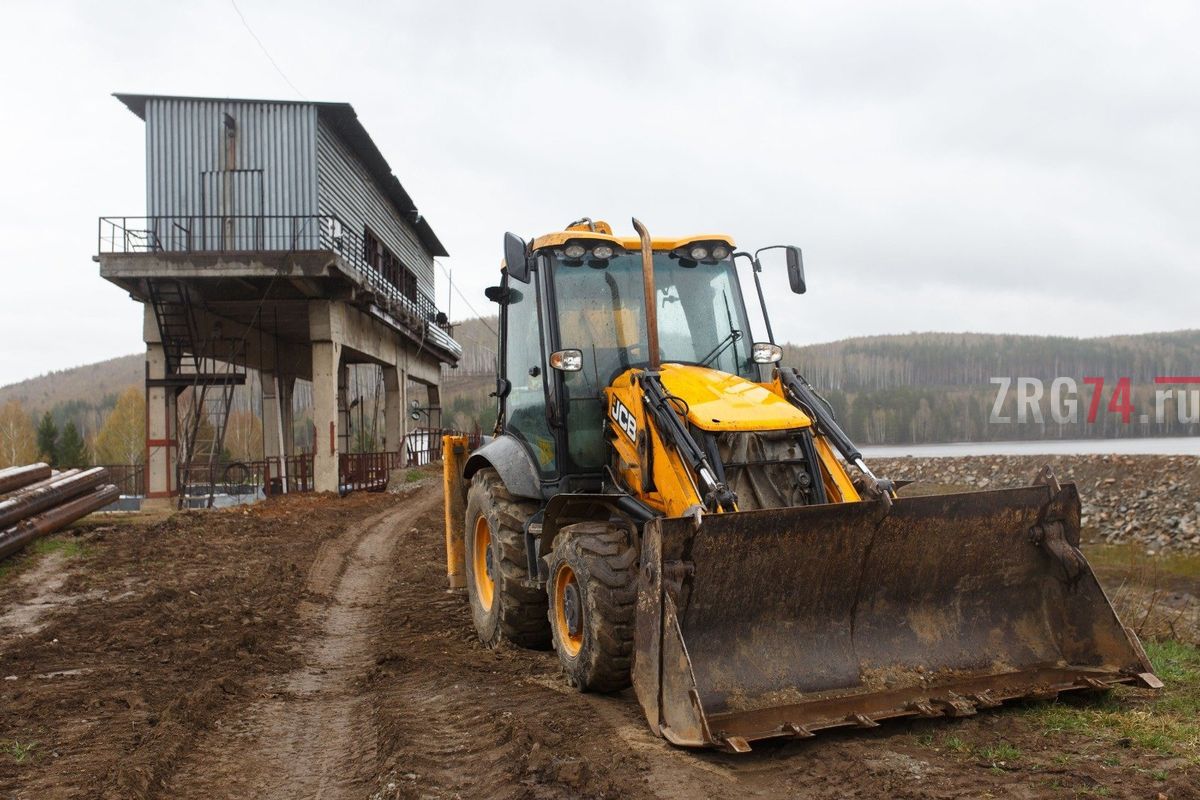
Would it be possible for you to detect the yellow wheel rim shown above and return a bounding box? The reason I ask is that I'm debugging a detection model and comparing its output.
[554,564,583,657]
[473,515,494,611]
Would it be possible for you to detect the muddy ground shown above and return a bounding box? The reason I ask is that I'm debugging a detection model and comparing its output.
[1,467,1197,799]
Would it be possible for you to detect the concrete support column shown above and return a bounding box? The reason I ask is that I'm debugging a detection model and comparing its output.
[311,340,343,493]
[383,366,405,455]
[261,370,285,461]
[143,304,178,510]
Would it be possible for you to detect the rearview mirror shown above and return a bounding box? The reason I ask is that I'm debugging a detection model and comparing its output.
[786,246,806,294]
[504,232,531,283]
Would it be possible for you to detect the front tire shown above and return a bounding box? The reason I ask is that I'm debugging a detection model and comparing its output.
[464,469,550,649]
[547,521,638,692]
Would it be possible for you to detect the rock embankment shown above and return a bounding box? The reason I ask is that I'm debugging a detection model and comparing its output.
[874,454,1200,552]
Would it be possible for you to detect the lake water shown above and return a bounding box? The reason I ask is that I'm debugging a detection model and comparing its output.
[861,436,1200,458]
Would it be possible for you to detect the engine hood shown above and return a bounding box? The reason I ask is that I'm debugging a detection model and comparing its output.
[651,364,811,432]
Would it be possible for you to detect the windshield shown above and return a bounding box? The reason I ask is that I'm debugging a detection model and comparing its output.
[551,251,756,386]
[549,250,758,470]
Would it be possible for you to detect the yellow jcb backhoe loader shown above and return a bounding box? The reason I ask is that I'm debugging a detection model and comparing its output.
[442,217,1160,751]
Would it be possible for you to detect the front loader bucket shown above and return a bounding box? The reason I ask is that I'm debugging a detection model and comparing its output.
[632,481,1160,751]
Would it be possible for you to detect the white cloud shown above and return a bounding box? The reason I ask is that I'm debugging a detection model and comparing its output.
[0,0,1196,385]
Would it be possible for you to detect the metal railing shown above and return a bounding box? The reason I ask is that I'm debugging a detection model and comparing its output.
[402,427,482,466]
[95,464,146,496]
[98,214,450,332]
[100,428,482,504]
[339,452,391,494]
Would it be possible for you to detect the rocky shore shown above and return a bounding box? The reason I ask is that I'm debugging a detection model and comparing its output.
[875,454,1200,552]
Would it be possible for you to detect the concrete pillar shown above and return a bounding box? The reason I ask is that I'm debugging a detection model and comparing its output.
[312,340,343,493]
[262,371,285,461]
[143,305,178,510]
[383,366,404,454]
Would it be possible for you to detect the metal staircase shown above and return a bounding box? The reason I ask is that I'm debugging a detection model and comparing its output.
[146,278,246,507]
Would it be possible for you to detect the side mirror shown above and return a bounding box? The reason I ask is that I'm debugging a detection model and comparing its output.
[504,232,532,283]
[786,246,806,294]
[484,285,507,304]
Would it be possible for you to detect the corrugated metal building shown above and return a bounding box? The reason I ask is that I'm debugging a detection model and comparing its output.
[100,93,460,502]
[115,93,446,306]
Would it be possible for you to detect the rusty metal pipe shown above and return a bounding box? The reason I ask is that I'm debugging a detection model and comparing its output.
[0,463,52,495]
[632,218,660,371]
[0,467,108,529]
[0,484,119,561]
[3,469,81,499]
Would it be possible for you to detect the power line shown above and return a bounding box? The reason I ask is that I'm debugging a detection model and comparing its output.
[229,0,306,100]
[435,259,497,336]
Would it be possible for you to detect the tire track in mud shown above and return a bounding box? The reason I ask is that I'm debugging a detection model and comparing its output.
[364,490,666,799]
[166,493,440,799]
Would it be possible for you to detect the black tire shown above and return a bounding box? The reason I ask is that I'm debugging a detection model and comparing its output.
[464,468,551,649]
[546,521,638,692]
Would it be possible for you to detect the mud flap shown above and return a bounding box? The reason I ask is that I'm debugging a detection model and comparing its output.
[632,482,1159,750]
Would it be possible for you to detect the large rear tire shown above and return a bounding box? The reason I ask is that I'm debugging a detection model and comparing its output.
[464,468,551,649]
[546,521,638,692]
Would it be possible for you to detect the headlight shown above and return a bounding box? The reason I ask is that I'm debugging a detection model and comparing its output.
[591,244,614,259]
[563,244,587,259]
[751,342,783,364]
[689,245,709,260]
[549,349,583,372]
[711,244,730,260]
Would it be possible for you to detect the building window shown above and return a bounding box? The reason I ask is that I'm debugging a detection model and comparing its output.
[362,227,418,305]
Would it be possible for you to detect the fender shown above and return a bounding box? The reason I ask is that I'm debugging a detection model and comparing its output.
[462,433,542,501]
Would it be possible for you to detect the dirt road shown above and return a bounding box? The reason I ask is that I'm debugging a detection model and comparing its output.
[1,472,1197,799]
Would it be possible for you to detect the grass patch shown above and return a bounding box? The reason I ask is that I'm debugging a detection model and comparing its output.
[28,536,88,559]
[1085,542,1200,580]
[404,469,426,483]
[942,734,971,753]
[977,742,1021,764]
[2,740,37,764]
[0,534,88,585]
[1022,639,1200,761]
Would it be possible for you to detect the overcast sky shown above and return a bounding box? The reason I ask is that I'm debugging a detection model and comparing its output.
[0,0,1197,387]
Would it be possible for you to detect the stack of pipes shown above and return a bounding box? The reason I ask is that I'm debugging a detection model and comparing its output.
[0,463,119,561]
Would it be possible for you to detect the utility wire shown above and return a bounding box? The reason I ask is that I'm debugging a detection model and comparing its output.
[435,259,497,336]
[229,0,306,99]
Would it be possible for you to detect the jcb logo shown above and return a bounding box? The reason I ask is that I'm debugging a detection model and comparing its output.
[610,397,638,441]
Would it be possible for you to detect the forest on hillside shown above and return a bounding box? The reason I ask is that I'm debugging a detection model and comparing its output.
[443,327,1200,445]
[3,323,1197,463]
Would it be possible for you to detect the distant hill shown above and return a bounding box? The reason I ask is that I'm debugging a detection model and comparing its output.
[0,353,142,416]
[5,326,1198,446]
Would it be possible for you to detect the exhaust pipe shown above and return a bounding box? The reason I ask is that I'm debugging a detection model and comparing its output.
[632,218,660,371]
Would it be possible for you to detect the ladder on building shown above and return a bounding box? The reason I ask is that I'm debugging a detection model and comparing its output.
[146,279,246,508]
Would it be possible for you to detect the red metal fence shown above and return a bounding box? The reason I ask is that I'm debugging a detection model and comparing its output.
[103,427,484,503]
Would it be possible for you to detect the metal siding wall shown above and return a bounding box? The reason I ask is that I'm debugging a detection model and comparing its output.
[314,121,435,294]
[144,99,318,234]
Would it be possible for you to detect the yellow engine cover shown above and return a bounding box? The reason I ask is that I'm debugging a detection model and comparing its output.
[656,364,811,432]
